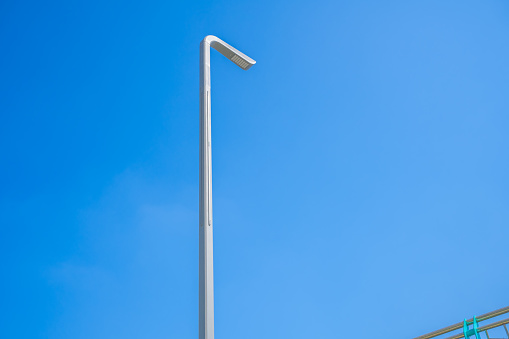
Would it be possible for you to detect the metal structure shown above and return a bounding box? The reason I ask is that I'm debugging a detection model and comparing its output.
[199,35,256,339]
[414,306,509,339]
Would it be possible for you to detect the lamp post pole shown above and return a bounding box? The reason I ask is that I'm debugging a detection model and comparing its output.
[199,35,256,339]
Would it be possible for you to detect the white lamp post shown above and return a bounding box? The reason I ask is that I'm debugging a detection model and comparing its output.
[199,35,256,339]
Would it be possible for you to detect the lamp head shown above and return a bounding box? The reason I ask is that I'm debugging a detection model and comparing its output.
[203,35,256,70]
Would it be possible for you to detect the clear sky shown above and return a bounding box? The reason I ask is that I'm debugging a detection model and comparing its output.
[1,0,508,338]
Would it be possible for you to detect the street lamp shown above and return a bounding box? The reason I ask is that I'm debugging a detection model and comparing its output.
[199,35,256,339]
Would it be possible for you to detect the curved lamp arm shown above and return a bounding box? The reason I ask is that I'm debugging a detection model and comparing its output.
[203,35,256,70]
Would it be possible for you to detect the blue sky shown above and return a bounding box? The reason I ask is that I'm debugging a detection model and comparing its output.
[1,0,508,338]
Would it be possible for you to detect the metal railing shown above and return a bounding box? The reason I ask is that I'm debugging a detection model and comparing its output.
[414,306,509,339]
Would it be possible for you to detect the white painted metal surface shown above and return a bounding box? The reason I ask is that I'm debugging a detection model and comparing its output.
[199,35,255,339]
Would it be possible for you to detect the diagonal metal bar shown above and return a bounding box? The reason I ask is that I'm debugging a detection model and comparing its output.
[414,306,509,339]
[442,317,509,339]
